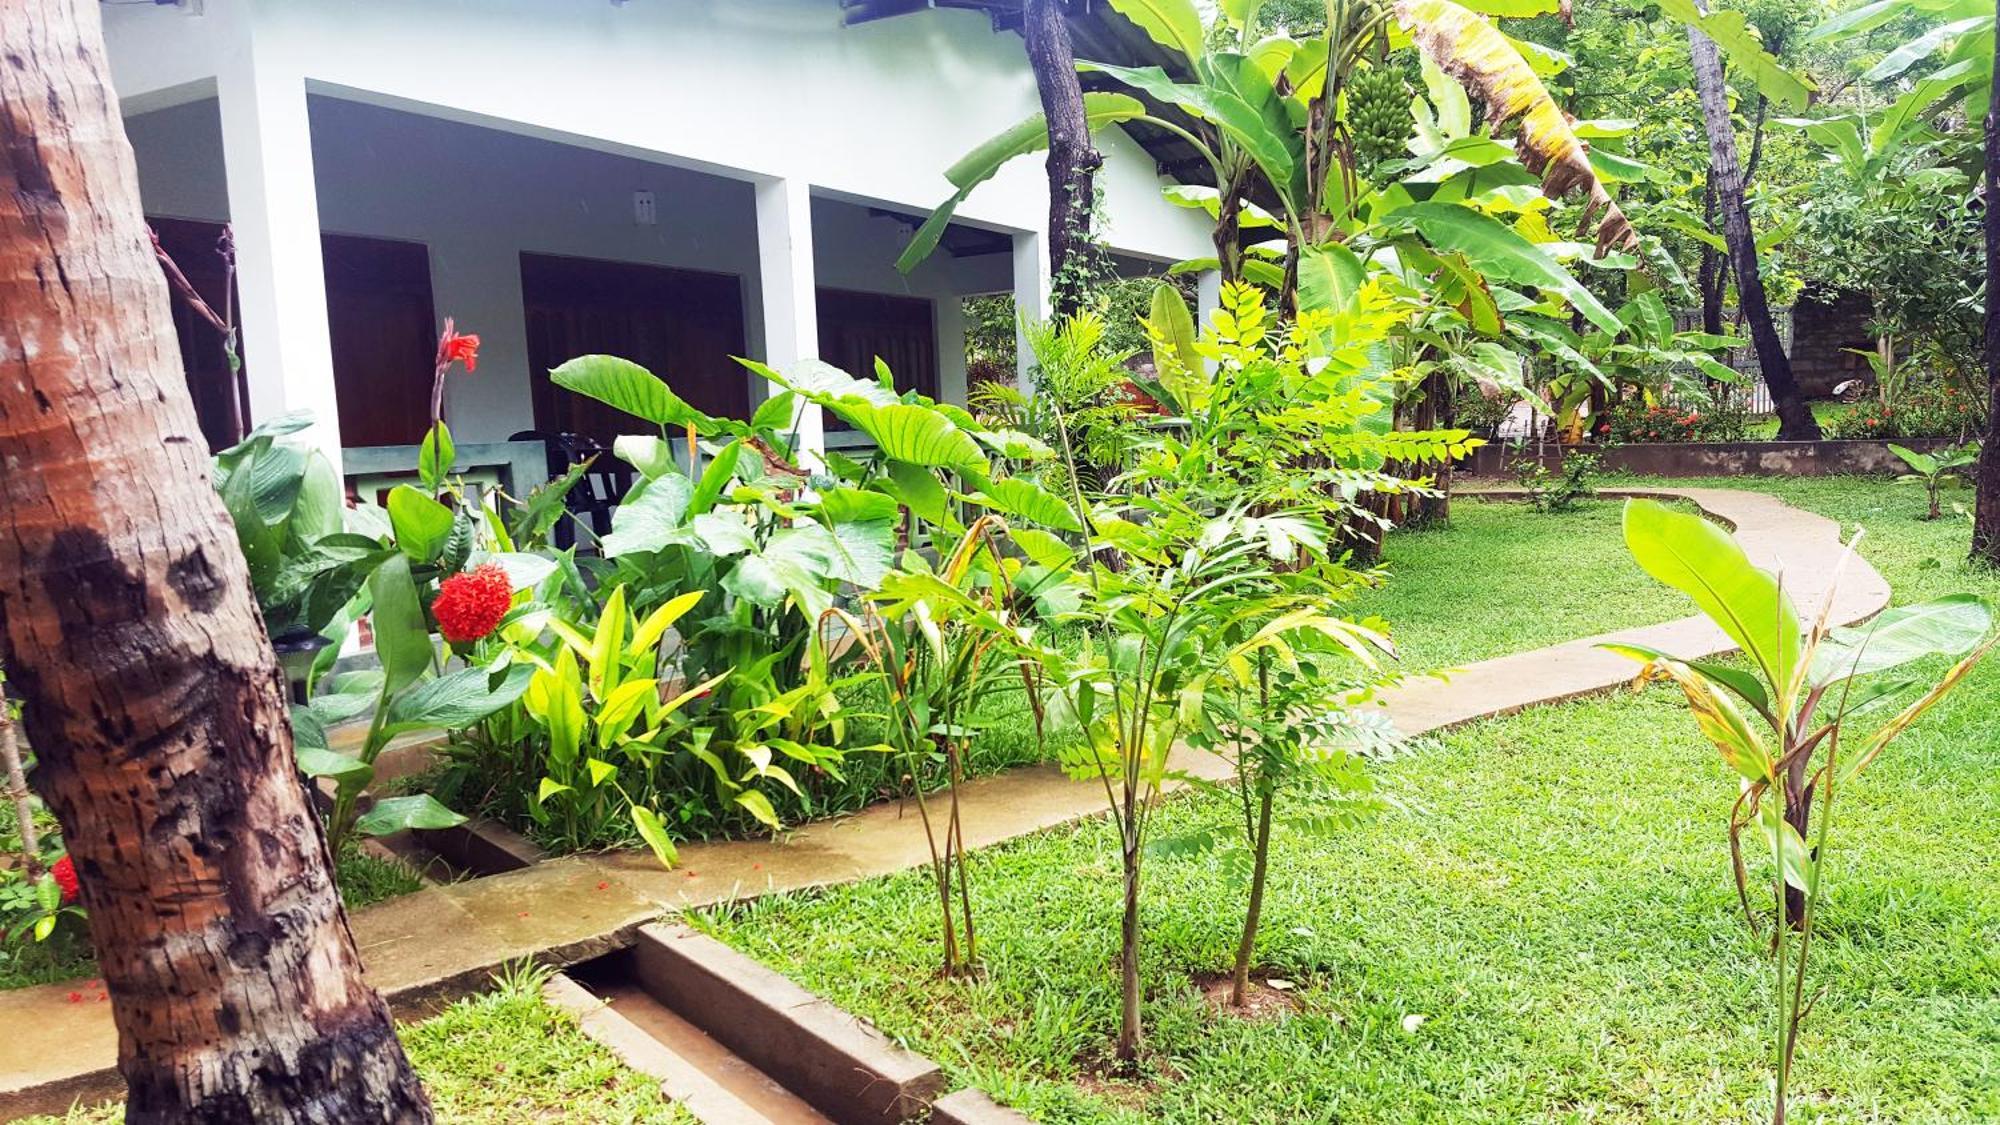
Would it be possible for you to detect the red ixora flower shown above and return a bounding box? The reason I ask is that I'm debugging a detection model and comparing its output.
[432,563,512,644]
[51,855,79,904]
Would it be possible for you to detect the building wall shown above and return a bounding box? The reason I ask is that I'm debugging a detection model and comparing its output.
[101,0,1210,263]
[1789,288,1875,399]
[124,96,984,443]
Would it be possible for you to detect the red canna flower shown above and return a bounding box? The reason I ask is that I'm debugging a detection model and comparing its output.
[436,323,480,375]
[51,855,79,904]
[431,563,512,644]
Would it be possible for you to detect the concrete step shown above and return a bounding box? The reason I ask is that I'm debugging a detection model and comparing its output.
[544,972,831,1125]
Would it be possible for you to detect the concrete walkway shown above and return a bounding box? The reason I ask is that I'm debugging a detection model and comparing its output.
[0,487,1889,1115]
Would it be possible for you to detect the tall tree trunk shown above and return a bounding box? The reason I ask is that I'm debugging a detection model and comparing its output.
[1697,181,1727,337]
[1024,0,1103,317]
[0,3,432,1120]
[1974,8,2000,565]
[1687,18,1820,441]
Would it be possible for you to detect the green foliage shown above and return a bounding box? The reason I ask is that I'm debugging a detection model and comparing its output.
[210,412,364,639]
[1889,440,1981,520]
[1605,496,1993,1125]
[1512,452,1600,512]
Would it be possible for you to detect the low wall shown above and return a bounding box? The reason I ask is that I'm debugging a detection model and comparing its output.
[1466,438,1951,479]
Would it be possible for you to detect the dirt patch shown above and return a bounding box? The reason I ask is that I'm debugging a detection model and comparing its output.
[1195,972,1304,1021]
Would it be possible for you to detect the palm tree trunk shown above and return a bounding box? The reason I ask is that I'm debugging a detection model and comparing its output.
[1686,16,1819,441]
[1024,0,1104,317]
[0,3,431,1119]
[1974,5,2000,565]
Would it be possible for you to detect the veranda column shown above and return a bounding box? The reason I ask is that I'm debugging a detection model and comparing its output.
[1196,268,1222,331]
[1012,230,1052,392]
[754,176,825,460]
[216,53,343,473]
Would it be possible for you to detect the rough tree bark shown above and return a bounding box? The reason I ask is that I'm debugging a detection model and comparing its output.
[1975,7,2000,565]
[1687,18,1820,440]
[0,2,432,1120]
[1024,0,1104,317]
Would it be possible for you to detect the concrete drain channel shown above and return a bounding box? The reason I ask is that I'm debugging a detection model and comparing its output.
[549,924,1026,1124]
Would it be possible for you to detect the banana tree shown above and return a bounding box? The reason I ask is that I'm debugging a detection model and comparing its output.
[1605,498,1993,1125]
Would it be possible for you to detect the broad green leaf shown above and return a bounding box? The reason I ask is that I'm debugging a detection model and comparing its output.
[1009,526,1077,570]
[1388,203,1621,333]
[898,94,1146,272]
[551,354,721,431]
[883,460,950,526]
[1148,282,1201,378]
[1812,594,1992,686]
[367,554,433,696]
[631,590,706,656]
[355,794,466,836]
[843,402,988,475]
[977,477,1083,533]
[1081,60,1305,209]
[296,745,372,784]
[1756,801,1814,893]
[613,435,680,480]
[1803,0,1909,45]
[1621,499,1800,695]
[1105,0,1206,63]
[386,486,453,563]
[418,422,455,493]
[1297,243,1367,318]
[1397,0,1637,252]
[1861,16,1991,83]
[1599,640,1772,721]
[632,804,680,868]
[601,474,696,557]
[589,585,629,700]
[688,440,745,516]
[1656,0,1815,109]
[385,663,535,732]
[735,789,782,829]
[690,511,757,558]
[537,777,572,805]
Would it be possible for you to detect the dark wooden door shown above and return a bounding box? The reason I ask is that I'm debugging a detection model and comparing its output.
[149,217,243,453]
[322,233,437,447]
[815,288,938,399]
[521,253,750,443]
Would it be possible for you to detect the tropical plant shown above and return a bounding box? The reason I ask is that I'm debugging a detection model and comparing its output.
[1158,552,1404,1008]
[1605,498,1993,1125]
[832,518,1038,976]
[210,412,364,643]
[1020,283,1474,1056]
[1513,451,1599,512]
[297,552,535,858]
[1889,440,1981,520]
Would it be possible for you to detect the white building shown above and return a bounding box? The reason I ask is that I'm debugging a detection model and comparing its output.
[101,0,1214,501]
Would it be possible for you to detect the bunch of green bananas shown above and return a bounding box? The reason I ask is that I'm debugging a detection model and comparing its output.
[1345,64,1413,185]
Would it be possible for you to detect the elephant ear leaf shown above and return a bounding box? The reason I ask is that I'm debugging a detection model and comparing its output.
[1396,0,1638,257]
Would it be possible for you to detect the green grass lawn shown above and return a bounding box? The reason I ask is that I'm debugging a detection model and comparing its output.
[26,966,694,1124]
[694,477,2000,1123]
[1345,497,1692,672]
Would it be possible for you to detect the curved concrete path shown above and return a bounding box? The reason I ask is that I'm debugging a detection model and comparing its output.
[0,487,1890,1115]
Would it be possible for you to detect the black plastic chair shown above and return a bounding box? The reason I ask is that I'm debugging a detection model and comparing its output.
[510,430,636,549]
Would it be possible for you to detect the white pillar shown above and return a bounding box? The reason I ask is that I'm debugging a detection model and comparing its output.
[1011,231,1051,392]
[216,57,342,473]
[1196,269,1223,333]
[754,177,824,459]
